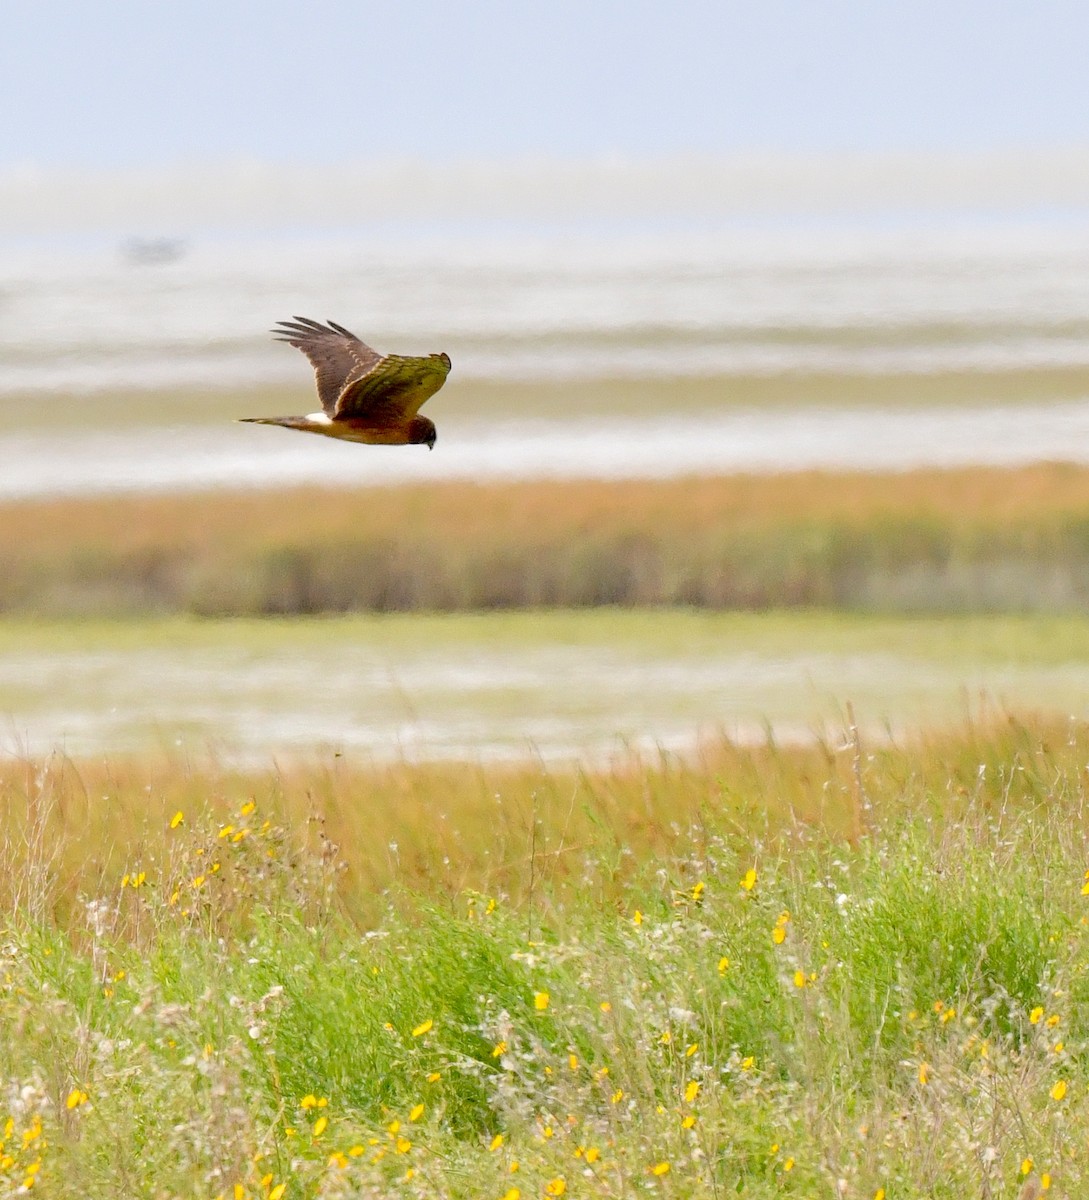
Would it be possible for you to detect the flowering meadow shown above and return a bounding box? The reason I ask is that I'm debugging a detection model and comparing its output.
[0,719,1086,1197]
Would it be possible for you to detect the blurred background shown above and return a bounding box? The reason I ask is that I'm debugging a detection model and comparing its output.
[4,0,1089,762]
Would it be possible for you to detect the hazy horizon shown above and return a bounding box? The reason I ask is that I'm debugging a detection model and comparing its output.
[5,149,1089,238]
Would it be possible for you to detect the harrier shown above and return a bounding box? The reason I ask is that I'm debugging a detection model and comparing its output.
[240,317,450,448]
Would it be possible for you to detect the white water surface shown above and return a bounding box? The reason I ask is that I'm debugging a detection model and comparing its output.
[6,224,1089,394]
[3,399,1089,499]
[3,622,1088,765]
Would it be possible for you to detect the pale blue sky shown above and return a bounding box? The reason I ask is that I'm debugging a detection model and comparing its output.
[3,1,1089,169]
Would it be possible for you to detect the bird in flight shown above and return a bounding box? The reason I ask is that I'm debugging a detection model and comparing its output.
[240,317,451,448]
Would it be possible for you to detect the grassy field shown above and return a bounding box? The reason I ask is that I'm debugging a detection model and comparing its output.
[0,718,1085,1197]
[8,463,1089,615]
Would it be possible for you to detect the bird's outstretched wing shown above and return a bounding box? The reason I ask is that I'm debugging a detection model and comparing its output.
[333,353,451,424]
[272,317,383,415]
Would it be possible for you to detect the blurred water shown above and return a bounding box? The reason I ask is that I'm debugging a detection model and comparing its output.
[3,621,1087,764]
[5,223,1089,393]
[6,401,1089,499]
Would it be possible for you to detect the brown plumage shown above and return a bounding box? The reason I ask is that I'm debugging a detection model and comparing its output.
[240,317,451,448]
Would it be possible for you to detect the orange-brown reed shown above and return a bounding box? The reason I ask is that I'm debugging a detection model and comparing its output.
[6,463,1089,614]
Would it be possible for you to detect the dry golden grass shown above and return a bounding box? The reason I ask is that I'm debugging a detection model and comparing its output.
[0,714,1056,921]
[7,462,1089,555]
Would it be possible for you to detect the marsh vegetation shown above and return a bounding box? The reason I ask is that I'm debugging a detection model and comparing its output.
[9,465,1089,616]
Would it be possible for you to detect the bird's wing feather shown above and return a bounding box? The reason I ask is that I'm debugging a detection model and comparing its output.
[272,317,383,415]
[333,354,450,423]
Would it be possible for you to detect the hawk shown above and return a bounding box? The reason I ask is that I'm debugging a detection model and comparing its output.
[240,317,450,448]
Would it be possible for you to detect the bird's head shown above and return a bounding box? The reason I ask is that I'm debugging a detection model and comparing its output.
[409,415,438,450]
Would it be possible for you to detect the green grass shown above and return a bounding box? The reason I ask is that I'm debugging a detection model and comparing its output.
[0,720,1086,1196]
[7,605,1089,661]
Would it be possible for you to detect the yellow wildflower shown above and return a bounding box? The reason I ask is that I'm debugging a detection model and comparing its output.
[1030,1006,1044,1024]
[684,1080,700,1104]
[490,1133,504,1151]
[652,1161,671,1176]
[1051,1079,1067,1102]
[534,992,550,1011]
[545,1179,566,1196]
[409,1103,424,1121]
[65,1088,88,1109]
[312,1115,328,1138]
[412,1018,434,1037]
[170,810,184,828]
[492,1040,507,1057]
[918,1062,929,1085]
[741,868,757,891]
[585,1147,600,1163]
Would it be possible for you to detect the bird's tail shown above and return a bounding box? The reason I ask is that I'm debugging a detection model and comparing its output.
[237,415,313,430]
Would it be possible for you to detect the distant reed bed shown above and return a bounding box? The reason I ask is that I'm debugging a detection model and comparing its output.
[7,464,1089,615]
